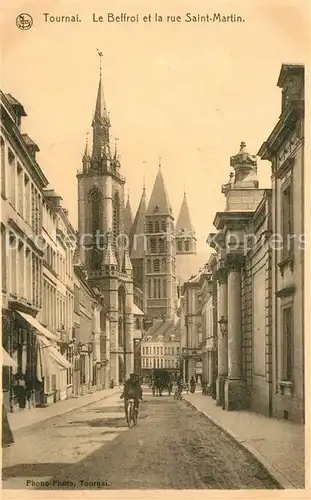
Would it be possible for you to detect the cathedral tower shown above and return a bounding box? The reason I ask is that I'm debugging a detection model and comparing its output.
[130,185,147,292]
[76,56,133,384]
[175,191,197,287]
[144,165,176,321]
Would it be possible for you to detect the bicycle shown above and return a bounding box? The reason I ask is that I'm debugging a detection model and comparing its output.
[126,398,138,428]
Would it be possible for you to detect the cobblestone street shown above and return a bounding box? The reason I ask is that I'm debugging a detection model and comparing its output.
[2,389,280,490]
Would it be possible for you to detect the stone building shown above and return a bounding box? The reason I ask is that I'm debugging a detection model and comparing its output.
[258,64,305,423]
[76,67,135,384]
[77,64,197,380]
[140,317,181,376]
[1,91,71,412]
[207,141,268,411]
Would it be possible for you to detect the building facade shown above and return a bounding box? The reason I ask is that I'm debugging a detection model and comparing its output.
[258,64,305,423]
[1,92,71,412]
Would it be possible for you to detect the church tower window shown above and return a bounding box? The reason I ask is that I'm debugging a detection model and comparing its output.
[147,221,153,233]
[185,240,190,252]
[89,190,101,235]
[159,239,165,254]
[177,240,182,252]
[113,192,120,243]
[155,220,160,233]
[161,220,166,232]
[150,238,157,253]
[153,259,160,273]
[147,259,151,273]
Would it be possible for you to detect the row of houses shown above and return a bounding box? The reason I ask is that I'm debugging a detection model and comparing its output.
[178,64,305,423]
[0,91,138,413]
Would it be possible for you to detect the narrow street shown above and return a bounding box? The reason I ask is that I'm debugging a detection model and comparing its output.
[2,388,280,490]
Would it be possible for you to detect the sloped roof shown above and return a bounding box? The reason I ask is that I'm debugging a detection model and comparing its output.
[142,318,180,342]
[146,168,172,216]
[130,187,147,258]
[93,75,109,123]
[176,192,195,236]
[124,196,133,235]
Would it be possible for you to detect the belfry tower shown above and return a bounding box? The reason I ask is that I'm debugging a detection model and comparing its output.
[76,54,134,384]
[144,164,177,321]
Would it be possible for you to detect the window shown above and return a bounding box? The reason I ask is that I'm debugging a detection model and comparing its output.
[74,285,80,313]
[162,279,166,298]
[113,192,120,243]
[148,279,151,297]
[150,238,156,253]
[177,347,180,355]
[165,347,167,355]
[157,358,159,368]
[177,240,182,252]
[147,259,151,273]
[172,347,175,355]
[159,239,165,254]
[153,259,160,272]
[1,224,6,290]
[8,149,16,207]
[89,189,101,235]
[153,358,156,368]
[185,240,190,252]
[281,181,293,260]
[155,220,160,233]
[153,346,155,355]
[161,220,166,232]
[17,164,23,216]
[160,359,163,368]
[282,306,293,381]
[147,221,153,233]
[90,248,101,270]
[1,136,5,196]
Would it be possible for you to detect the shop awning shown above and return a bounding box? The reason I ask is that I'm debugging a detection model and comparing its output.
[17,311,59,342]
[37,335,72,380]
[2,347,17,367]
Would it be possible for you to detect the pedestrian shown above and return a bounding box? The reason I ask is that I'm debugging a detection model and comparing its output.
[2,403,14,448]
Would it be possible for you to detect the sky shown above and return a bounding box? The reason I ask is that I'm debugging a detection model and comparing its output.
[1,0,309,265]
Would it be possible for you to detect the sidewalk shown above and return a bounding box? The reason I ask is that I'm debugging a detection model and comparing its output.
[184,392,305,489]
[8,386,121,433]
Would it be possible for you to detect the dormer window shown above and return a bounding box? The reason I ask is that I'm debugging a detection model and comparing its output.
[155,205,159,212]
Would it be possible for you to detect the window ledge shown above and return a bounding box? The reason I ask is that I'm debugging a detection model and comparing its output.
[278,255,294,276]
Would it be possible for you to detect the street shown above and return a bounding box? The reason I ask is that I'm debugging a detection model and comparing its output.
[2,388,280,490]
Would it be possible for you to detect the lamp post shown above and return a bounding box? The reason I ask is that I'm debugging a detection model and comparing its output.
[218,316,228,337]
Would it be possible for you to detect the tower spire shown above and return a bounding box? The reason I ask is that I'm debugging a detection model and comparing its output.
[92,49,110,160]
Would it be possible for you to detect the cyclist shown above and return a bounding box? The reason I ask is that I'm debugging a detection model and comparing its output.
[120,373,143,423]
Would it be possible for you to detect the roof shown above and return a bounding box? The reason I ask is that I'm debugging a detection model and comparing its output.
[21,134,40,152]
[176,192,195,236]
[142,318,181,342]
[146,168,172,216]
[5,93,27,116]
[132,303,144,316]
[124,196,133,235]
[277,63,304,88]
[130,187,147,258]
[93,74,109,123]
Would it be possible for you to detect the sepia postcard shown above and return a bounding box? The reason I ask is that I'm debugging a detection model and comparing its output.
[0,0,310,499]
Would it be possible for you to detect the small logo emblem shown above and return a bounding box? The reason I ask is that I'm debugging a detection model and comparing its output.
[16,13,33,31]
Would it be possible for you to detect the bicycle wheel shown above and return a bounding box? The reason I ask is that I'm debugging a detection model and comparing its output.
[133,407,138,426]
[128,402,134,428]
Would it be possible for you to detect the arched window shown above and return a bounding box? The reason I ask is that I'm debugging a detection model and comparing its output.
[158,279,161,298]
[161,359,163,368]
[157,358,159,368]
[113,192,120,243]
[150,238,156,253]
[90,248,101,270]
[153,259,160,272]
[162,279,166,298]
[148,279,151,297]
[147,221,153,233]
[162,258,166,272]
[185,240,190,251]
[147,259,151,273]
[161,220,166,232]
[159,239,165,254]
[155,220,160,233]
[177,240,182,252]
[89,189,101,235]
[153,278,157,298]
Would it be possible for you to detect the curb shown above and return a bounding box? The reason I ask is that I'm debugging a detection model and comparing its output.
[184,397,296,490]
[10,388,120,434]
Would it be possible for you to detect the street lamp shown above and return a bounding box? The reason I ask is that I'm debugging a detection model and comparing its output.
[218,316,228,337]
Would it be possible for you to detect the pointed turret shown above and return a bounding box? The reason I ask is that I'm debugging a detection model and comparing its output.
[130,186,147,258]
[176,191,195,238]
[82,133,91,172]
[123,246,133,275]
[92,55,111,160]
[101,230,118,272]
[146,166,172,216]
[124,192,133,236]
